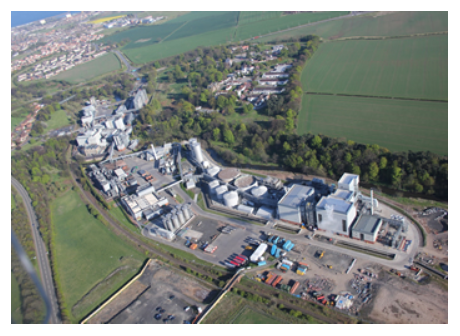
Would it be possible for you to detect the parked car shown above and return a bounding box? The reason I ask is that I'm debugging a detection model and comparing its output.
[154,314,162,320]
[184,306,190,312]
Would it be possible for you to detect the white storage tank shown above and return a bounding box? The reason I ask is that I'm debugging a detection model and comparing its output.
[166,219,174,231]
[177,211,185,225]
[202,160,210,169]
[251,186,268,198]
[208,180,220,194]
[215,185,228,199]
[223,191,239,208]
[182,205,191,219]
[189,138,204,163]
[171,215,180,229]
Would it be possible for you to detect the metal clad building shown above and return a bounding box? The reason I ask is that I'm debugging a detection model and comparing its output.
[277,185,315,225]
[351,215,383,243]
[316,196,356,234]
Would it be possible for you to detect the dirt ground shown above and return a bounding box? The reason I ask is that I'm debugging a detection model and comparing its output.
[86,260,214,324]
[366,272,448,324]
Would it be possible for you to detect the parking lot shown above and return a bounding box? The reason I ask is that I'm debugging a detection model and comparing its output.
[102,260,213,324]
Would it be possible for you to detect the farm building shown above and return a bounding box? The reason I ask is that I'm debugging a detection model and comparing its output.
[277,185,315,225]
[351,215,383,243]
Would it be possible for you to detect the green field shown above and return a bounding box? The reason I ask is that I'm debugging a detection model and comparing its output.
[232,306,283,324]
[43,110,71,132]
[11,272,23,324]
[301,35,448,100]
[259,11,448,42]
[51,190,145,322]
[298,94,448,154]
[116,11,348,64]
[233,11,349,41]
[104,12,238,49]
[52,53,121,84]
[238,11,282,25]
[123,27,236,64]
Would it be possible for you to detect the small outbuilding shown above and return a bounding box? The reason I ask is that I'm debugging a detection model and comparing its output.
[351,215,383,243]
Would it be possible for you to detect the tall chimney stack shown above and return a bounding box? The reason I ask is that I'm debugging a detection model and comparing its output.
[370,190,374,215]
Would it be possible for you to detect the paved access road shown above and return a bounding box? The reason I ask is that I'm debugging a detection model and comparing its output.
[11,176,61,324]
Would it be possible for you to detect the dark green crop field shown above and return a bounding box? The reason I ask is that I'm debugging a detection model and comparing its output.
[301,35,448,100]
[113,11,349,65]
[298,94,448,154]
[233,11,349,41]
[258,11,448,42]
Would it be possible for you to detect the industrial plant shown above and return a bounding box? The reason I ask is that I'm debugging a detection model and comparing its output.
[76,89,148,159]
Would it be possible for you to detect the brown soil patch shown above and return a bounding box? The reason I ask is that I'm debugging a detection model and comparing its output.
[135,38,151,43]
[368,274,447,323]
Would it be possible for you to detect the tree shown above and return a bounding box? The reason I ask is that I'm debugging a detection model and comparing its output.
[223,129,235,145]
[283,141,291,152]
[212,128,221,141]
[379,157,388,170]
[217,95,228,110]
[368,162,379,181]
[199,92,207,104]
[311,135,322,149]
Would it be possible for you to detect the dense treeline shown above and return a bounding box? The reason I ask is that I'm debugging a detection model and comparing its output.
[11,189,45,323]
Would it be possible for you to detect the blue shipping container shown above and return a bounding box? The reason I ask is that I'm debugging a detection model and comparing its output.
[275,249,280,258]
[271,245,277,256]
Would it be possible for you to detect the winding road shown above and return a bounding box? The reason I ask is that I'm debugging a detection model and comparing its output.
[11,176,61,324]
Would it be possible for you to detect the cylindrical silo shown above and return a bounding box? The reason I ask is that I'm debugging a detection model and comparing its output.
[182,205,191,220]
[171,215,180,229]
[252,186,268,198]
[223,191,239,208]
[190,140,203,163]
[166,219,173,231]
[177,211,185,225]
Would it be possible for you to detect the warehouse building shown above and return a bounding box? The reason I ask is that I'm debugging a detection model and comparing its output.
[316,195,356,235]
[351,215,383,243]
[121,188,168,220]
[277,185,315,225]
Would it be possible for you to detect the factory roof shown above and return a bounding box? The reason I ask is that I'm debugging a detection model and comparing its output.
[332,189,353,202]
[352,215,382,235]
[338,173,359,186]
[278,185,314,208]
[316,196,353,214]
[256,206,274,220]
